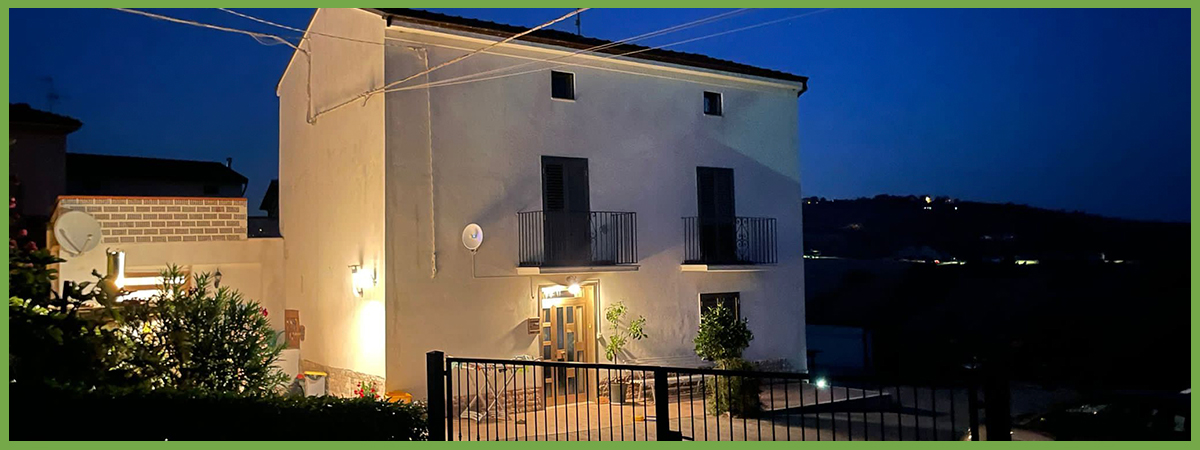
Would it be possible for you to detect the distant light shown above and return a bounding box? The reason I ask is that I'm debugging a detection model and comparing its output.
[815,378,828,389]
[954,206,959,211]
[924,196,932,204]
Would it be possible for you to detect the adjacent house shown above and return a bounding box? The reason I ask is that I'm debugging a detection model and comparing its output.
[9,103,83,246]
[277,8,809,397]
[66,153,248,198]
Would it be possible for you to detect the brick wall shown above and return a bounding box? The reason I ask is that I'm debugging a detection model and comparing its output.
[55,196,247,244]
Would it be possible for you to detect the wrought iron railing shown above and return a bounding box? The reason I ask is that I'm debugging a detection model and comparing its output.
[427,352,1003,441]
[518,211,638,267]
[682,216,777,265]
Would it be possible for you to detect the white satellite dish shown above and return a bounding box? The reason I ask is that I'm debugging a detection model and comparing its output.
[54,210,102,256]
[462,223,484,251]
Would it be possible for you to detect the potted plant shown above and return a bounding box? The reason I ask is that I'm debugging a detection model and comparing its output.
[602,301,646,404]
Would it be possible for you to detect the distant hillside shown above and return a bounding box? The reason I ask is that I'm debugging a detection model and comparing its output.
[802,195,1187,263]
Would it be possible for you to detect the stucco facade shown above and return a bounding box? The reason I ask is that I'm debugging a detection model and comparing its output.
[277,8,388,380]
[279,9,806,397]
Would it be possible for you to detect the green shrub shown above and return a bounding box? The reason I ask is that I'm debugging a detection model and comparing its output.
[119,265,288,393]
[704,357,763,417]
[11,383,428,441]
[694,302,753,362]
[694,303,759,416]
[8,242,133,388]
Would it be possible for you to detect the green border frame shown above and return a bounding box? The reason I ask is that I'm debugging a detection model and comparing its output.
[1,4,1196,445]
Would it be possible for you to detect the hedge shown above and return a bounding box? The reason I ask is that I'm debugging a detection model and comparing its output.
[11,383,428,441]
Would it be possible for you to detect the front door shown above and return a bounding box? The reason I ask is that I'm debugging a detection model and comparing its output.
[540,284,595,405]
[697,167,736,263]
[542,156,591,266]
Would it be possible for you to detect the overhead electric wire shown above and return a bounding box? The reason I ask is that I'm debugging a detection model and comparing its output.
[387,8,835,94]
[309,8,590,121]
[379,8,751,92]
[111,8,302,51]
[219,7,306,33]
[218,7,416,49]
[115,8,831,123]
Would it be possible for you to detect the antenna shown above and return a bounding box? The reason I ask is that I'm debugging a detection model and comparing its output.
[462,223,484,252]
[39,76,61,112]
[575,9,582,35]
[54,210,102,256]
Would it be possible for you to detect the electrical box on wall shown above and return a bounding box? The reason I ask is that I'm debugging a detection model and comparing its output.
[526,317,540,335]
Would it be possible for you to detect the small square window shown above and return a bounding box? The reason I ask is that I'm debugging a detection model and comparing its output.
[551,71,575,100]
[703,91,723,116]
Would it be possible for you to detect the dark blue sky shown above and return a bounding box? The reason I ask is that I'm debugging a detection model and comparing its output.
[9,8,1190,222]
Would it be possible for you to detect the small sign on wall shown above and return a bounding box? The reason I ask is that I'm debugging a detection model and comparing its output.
[527,317,540,335]
[285,309,305,349]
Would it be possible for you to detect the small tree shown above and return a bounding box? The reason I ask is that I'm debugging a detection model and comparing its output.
[601,302,647,404]
[602,301,647,363]
[694,303,753,362]
[694,303,760,416]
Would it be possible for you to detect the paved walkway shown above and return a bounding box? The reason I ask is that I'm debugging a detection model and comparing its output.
[448,383,973,441]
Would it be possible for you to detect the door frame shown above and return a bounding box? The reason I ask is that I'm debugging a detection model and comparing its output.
[536,280,600,405]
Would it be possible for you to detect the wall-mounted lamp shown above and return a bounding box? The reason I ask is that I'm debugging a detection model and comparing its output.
[566,275,582,296]
[106,248,126,289]
[540,276,585,306]
[350,264,376,297]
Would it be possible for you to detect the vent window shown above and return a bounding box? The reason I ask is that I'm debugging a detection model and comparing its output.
[551,71,575,100]
[704,91,723,116]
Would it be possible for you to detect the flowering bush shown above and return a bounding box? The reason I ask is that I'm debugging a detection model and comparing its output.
[354,380,380,400]
[120,265,287,393]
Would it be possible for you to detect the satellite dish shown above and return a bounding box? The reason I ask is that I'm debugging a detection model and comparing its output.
[54,210,102,256]
[462,223,484,251]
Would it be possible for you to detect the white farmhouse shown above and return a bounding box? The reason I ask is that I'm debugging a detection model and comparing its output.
[276,8,809,398]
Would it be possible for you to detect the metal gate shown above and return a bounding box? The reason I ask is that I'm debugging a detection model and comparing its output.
[426,351,1011,441]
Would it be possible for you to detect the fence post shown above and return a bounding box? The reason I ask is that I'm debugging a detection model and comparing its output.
[427,351,447,441]
[967,382,980,441]
[653,368,676,440]
[982,363,1011,441]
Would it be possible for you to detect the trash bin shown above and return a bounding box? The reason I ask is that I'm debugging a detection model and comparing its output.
[303,371,328,396]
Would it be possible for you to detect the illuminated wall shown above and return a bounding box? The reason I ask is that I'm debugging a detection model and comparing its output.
[276,8,387,379]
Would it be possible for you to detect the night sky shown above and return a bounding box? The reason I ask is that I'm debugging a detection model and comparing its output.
[9,8,1190,222]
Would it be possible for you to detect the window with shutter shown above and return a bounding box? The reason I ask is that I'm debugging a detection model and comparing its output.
[543,164,565,211]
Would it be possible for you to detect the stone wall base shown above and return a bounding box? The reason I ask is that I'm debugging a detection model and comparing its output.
[301,359,385,398]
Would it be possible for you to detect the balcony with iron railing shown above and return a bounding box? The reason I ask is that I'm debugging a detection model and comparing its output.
[517,211,638,270]
[682,216,777,267]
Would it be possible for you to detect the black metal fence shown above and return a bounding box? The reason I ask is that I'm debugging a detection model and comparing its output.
[427,352,1007,441]
[518,211,637,267]
[682,216,777,265]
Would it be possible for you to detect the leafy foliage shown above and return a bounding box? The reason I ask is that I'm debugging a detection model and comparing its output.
[11,383,428,440]
[124,265,288,393]
[8,209,130,388]
[693,302,754,361]
[602,301,647,362]
[704,357,763,417]
[8,241,285,392]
